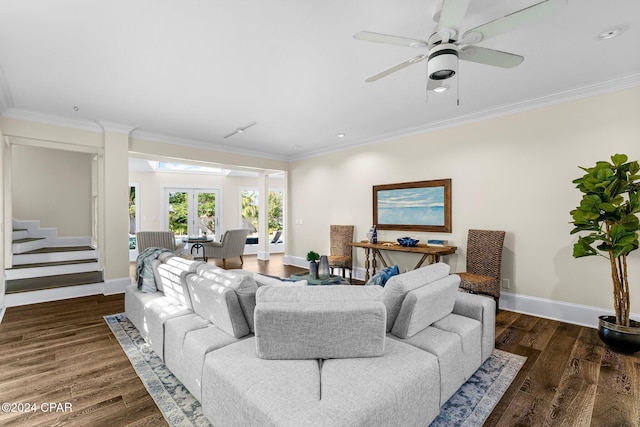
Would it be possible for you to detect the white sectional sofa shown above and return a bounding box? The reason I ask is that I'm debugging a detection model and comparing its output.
[125,254,495,426]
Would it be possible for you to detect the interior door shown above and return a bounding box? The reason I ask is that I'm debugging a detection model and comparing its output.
[165,188,220,241]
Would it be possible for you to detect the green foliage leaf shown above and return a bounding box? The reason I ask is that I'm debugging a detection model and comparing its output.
[611,153,628,167]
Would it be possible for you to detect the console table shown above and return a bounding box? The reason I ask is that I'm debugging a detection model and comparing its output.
[350,240,457,281]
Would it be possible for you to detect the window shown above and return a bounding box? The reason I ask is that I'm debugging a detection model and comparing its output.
[240,188,284,239]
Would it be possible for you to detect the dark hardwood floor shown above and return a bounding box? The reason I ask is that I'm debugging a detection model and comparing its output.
[1,254,638,426]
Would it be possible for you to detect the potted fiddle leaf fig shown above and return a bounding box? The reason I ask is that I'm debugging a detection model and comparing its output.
[570,153,640,353]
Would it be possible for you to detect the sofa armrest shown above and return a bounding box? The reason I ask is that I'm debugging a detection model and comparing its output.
[453,292,495,363]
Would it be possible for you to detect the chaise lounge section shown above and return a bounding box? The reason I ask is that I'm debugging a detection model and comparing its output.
[125,254,495,426]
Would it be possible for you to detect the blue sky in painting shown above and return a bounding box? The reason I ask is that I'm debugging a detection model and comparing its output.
[378,187,444,225]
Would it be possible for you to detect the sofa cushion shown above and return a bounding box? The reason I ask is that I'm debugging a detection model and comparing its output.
[382,262,451,332]
[150,259,164,291]
[253,273,307,287]
[196,264,258,332]
[432,313,482,380]
[201,337,441,427]
[186,274,250,338]
[156,264,194,309]
[254,285,386,360]
[391,274,460,339]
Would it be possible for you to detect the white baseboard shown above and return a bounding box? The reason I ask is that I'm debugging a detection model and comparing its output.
[499,291,639,329]
[103,277,130,295]
[0,307,5,324]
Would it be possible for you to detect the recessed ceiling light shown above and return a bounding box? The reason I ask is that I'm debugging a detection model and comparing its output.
[73,106,79,111]
[598,26,627,40]
[336,133,346,138]
[293,144,302,149]
[434,85,449,93]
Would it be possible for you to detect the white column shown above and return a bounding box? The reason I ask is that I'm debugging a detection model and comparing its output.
[100,122,136,293]
[257,171,270,261]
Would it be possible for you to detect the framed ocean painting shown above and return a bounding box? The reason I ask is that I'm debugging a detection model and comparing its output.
[373,179,451,232]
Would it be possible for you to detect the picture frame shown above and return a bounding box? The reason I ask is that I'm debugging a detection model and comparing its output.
[373,179,451,233]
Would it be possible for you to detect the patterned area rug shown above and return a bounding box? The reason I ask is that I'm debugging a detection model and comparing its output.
[105,313,525,427]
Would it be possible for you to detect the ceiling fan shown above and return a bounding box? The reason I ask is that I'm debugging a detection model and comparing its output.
[354,0,565,95]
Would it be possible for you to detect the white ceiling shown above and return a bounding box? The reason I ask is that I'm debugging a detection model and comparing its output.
[1,0,639,161]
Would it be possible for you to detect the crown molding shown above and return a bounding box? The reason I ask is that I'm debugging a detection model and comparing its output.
[1,108,104,133]
[3,73,639,163]
[97,121,137,135]
[130,129,289,162]
[288,73,640,161]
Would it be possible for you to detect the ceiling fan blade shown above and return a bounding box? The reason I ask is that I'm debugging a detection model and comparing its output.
[459,46,523,68]
[365,54,428,82]
[437,0,471,37]
[460,0,566,44]
[354,31,427,48]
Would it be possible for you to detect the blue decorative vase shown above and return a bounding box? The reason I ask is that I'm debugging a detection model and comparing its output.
[318,255,330,278]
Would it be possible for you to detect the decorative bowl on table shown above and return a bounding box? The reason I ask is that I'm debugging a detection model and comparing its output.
[397,237,419,247]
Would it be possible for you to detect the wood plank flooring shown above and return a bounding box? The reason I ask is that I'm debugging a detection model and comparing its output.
[1,254,639,426]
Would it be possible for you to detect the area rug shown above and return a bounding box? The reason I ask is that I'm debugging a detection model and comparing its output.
[105,313,525,427]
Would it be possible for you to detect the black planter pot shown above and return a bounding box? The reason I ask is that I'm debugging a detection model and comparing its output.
[598,315,640,354]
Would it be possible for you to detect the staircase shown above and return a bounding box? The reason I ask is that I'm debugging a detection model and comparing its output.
[6,220,103,295]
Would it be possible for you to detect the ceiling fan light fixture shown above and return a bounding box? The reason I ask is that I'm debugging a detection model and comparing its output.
[428,44,458,81]
[434,85,449,93]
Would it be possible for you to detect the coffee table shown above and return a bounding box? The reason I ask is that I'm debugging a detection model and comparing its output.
[289,273,350,286]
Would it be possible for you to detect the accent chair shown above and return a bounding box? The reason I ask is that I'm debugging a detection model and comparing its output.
[203,228,250,268]
[136,231,185,255]
[328,224,355,283]
[458,229,506,313]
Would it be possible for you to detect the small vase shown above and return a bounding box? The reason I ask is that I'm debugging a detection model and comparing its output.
[318,255,330,278]
[309,261,318,279]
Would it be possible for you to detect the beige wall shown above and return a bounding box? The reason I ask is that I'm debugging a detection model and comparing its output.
[288,87,640,313]
[12,145,92,236]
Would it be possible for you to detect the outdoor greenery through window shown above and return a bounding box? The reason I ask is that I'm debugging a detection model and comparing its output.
[168,191,216,237]
[241,189,283,239]
[129,185,137,249]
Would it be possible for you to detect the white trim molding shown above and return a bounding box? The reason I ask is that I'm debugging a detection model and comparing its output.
[103,277,131,295]
[500,291,639,329]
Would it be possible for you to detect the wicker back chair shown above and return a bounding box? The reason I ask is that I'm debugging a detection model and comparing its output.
[328,225,355,283]
[458,229,506,313]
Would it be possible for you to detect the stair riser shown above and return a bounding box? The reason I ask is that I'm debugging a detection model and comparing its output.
[5,263,101,280]
[12,230,29,240]
[12,250,98,265]
[12,239,47,254]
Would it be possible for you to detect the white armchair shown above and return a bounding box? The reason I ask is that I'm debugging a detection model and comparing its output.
[136,231,185,255]
[203,228,250,268]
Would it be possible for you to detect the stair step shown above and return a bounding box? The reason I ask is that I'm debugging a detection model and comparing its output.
[19,245,94,254]
[12,237,47,254]
[8,258,98,269]
[12,237,45,244]
[5,271,104,294]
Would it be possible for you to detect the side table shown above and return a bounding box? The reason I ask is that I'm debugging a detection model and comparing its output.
[182,237,213,261]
